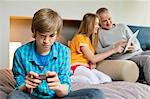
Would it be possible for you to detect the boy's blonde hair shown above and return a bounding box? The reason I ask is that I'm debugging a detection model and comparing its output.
[31,8,63,38]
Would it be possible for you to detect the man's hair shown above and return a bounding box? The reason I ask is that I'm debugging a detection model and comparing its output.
[31,8,63,36]
[96,7,108,15]
[78,13,99,50]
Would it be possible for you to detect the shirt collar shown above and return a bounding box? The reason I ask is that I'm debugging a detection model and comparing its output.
[28,41,58,65]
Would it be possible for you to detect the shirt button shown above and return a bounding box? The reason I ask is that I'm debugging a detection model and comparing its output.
[44,87,47,94]
[39,66,44,70]
[39,87,43,92]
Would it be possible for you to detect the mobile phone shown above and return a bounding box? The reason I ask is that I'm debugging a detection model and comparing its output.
[38,74,46,80]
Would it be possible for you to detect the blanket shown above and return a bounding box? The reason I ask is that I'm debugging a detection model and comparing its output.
[71,82,150,99]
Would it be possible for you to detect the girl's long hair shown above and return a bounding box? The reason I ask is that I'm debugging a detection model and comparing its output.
[78,13,99,51]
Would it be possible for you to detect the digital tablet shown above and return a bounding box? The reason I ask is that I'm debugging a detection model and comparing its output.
[123,30,139,53]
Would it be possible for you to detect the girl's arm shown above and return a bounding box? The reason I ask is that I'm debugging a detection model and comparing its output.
[81,45,124,64]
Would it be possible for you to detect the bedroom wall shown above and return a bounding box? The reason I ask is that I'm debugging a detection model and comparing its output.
[0,3,2,68]
[0,0,150,69]
[0,1,8,69]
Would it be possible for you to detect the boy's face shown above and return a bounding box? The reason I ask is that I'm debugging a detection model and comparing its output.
[35,32,57,54]
[98,12,113,30]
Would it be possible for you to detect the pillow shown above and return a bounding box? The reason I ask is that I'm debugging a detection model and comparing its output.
[0,69,15,97]
[96,60,139,82]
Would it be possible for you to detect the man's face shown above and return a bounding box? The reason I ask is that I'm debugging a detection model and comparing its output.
[98,12,113,30]
[35,32,57,54]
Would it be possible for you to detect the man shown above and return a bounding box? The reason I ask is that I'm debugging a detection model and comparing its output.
[96,7,150,85]
[7,8,105,99]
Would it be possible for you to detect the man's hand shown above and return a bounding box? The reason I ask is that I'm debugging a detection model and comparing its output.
[127,42,136,52]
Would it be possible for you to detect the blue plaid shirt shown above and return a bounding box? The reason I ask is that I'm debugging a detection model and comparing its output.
[12,41,72,99]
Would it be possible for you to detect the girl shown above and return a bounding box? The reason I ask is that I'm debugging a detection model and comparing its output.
[70,13,124,84]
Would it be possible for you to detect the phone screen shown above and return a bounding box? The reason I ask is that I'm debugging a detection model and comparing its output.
[39,74,46,80]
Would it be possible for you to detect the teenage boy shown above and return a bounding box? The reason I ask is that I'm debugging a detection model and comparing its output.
[7,8,105,99]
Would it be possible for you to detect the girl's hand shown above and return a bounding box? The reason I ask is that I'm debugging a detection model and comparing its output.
[89,62,96,69]
[113,45,124,53]
[115,40,127,48]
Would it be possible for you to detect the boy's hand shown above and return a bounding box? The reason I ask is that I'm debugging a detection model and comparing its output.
[46,71,61,91]
[25,71,42,89]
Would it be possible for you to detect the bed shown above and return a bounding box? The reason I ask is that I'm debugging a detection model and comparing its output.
[0,69,150,99]
[3,20,150,99]
[71,82,150,99]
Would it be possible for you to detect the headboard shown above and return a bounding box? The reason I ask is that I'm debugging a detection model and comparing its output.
[57,19,81,45]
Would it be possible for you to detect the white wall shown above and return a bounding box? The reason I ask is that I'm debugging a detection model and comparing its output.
[0,0,150,68]
[0,1,10,69]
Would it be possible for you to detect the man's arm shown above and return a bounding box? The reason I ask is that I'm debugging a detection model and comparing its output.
[96,39,115,53]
